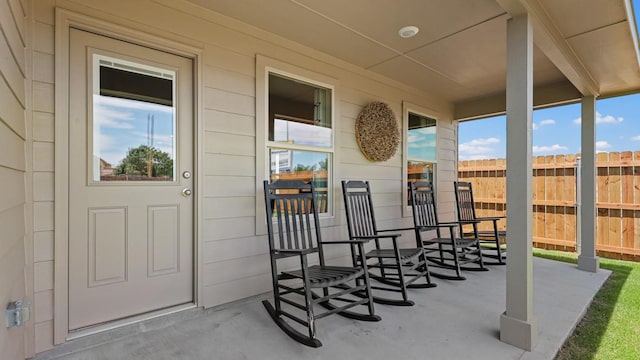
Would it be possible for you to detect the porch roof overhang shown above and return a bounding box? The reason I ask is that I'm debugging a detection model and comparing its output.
[186,0,640,120]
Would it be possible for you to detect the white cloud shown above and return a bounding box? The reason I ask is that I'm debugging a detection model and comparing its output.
[596,141,611,151]
[409,140,436,148]
[573,112,624,125]
[130,131,174,148]
[273,119,332,147]
[94,106,136,129]
[93,94,176,130]
[532,144,568,153]
[631,135,640,141]
[458,137,500,160]
[597,113,624,124]
[99,134,116,150]
[533,119,554,130]
[94,95,173,114]
[412,127,436,135]
[462,137,500,146]
[461,154,495,161]
[407,133,421,143]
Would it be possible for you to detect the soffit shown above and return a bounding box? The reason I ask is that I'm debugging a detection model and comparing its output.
[568,21,640,95]
[537,0,627,38]
[536,0,640,97]
[186,0,640,111]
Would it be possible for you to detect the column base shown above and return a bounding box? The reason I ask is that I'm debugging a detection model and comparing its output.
[500,311,538,351]
[578,255,600,273]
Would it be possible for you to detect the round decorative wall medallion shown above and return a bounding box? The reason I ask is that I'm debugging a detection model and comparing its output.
[355,101,399,162]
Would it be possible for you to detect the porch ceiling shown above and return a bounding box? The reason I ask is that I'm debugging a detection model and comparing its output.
[187,0,640,118]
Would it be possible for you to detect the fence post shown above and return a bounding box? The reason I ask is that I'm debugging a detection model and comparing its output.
[575,157,581,254]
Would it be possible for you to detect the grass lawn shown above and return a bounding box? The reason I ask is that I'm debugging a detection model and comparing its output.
[533,249,640,360]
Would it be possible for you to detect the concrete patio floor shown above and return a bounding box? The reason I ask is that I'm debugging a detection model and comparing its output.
[33,257,610,360]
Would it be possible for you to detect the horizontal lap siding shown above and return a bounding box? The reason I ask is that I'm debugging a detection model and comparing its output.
[0,0,27,358]
[32,0,456,343]
[31,0,56,353]
[437,123,457,222]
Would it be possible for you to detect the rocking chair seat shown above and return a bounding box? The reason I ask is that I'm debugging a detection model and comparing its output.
[283,265,365,288]
[263,180,379,347]
[342,180,433,306]
[424,237,477,248]
[365,248,423,261]
[463,230,507,239]
[410,181,486,281]
[455,181,507,265]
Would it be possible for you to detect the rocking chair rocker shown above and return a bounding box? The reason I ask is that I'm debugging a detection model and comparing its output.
[262,180,380,347]
[342,180,435,307]
[409,181,487,280]
[454,181,507,265]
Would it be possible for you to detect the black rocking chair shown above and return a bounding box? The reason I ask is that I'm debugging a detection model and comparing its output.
[454,181,507,265]
[342,180,435,307]
[409,182,487,280]
[262,180,380,347]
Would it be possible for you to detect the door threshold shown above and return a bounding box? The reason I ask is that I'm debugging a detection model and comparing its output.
[67,303,196,341]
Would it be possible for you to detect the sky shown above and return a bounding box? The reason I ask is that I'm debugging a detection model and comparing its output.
[94,95,175,167]
[458,94,640,160]
[459,1,640,160]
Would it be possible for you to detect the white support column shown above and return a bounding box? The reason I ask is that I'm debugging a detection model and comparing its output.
[578,96,600,272]
[500,12,538,351]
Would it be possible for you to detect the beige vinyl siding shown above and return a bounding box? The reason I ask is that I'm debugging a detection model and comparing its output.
[0,0,28,358]
[31,0,55,352]
[338,98,410,246]
[32,0,457,352]
[436,124,459,222]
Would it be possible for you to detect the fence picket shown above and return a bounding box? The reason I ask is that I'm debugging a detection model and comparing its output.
[458,152,640,260]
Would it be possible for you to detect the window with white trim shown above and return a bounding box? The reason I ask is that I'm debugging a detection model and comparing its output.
[403,104,437,211]
[267,72,334,213]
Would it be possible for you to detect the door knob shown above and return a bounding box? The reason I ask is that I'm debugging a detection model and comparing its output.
[182,188,192,197]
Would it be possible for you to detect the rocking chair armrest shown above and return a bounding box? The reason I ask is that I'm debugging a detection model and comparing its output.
[377,227,415,233]
[475,216,505,222]
[415,223,457,231]
[450,219,481,225]
[352,234,401,241]
[321,239,372,245]
[273,248,316,255]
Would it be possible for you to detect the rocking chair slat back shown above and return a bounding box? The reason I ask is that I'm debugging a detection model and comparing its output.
[454,181,476,221]
[410,182,439,228]
[261,179,380,348]
[264,180,322,255]
[342,180,377,238]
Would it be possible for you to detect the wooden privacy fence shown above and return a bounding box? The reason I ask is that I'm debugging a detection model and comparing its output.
[458,151,640,261]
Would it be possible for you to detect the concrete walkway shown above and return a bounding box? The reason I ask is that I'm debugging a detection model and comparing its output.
[33,257,610,360]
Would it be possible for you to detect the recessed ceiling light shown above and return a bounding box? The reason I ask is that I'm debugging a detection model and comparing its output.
[398,26,419,39]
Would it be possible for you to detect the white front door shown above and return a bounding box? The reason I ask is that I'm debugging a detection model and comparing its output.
[68,29,194,330]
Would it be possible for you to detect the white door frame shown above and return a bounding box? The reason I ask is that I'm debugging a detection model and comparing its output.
[54,8,203,344]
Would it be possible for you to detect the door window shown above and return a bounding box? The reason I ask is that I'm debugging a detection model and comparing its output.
[92,55,176,182]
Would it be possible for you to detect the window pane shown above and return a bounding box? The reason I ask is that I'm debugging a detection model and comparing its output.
[408,113,436,161]
[93,55,176,182]
[407,161,435,205]
[268,73,332,148]
[269,149,329,213]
